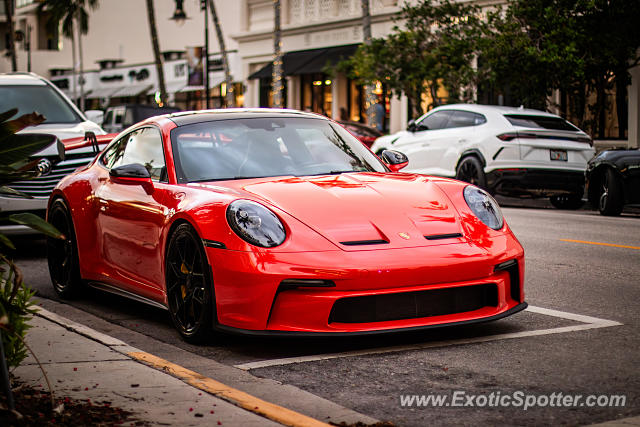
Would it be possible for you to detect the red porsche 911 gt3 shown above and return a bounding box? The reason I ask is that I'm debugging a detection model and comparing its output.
[47,109,526,343]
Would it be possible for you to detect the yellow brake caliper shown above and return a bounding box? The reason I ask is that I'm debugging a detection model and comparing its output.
[180,263,190,300]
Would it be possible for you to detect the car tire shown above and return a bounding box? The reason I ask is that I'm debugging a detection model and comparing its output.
[165,223,215,344]
[456,156,487,189]
[598,168,624,216]
[549,194,584,210]
[47,199,83,298]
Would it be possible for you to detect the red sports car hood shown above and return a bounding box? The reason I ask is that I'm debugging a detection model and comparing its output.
[219,173,466,250]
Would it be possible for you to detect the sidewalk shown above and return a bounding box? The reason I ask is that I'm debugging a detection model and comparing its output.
[10,309,331,426]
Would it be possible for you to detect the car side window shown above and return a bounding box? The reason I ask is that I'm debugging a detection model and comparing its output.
[447,111,487,128]
[103,110,113,127]
[103,127,167,182]
[417,111,453,131]
[114,109,124,125]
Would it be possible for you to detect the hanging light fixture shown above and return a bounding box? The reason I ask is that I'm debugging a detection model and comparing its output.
[171,0,188,26]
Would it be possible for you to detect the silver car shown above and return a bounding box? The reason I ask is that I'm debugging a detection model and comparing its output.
[0,73,105,234]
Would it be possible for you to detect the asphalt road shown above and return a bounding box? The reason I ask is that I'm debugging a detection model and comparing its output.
[9,202,640,426]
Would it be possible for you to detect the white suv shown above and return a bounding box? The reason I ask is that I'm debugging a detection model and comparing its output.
[0,73,105,234]
[372,104,595,209]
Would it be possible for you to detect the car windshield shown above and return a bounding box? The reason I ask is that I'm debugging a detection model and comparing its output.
[0,84,81,124]
[504,114,579,132]
[0,85,82,123]
[170,117,387,182]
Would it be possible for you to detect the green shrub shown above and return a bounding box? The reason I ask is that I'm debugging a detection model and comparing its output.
[0,108,63,368]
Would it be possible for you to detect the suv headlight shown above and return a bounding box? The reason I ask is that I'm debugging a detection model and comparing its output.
[463,186,504,230]
[226,200,286,248]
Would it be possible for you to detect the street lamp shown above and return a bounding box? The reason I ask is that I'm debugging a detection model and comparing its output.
[14,26,31,72]
[171,0,210,109]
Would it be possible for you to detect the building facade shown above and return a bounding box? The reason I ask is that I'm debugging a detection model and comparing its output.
[0,0,244,110]
[0,0,638,147]
[232,0,640,147]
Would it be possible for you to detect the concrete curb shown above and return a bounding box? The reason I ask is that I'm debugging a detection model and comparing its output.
[33,306,379,426]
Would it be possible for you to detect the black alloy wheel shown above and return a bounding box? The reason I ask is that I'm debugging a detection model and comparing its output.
[165,223,214,343]
[598,168,624,216]
[47,199,83,298]
[456,156,487,189]
[549,193,584,210]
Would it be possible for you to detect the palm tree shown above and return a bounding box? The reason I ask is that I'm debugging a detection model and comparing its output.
[3,0,17,71]
[360,0,376,126]
[272,0,284,108]
[209,0,234,107]
[146,0,167,106]
[38,0,99,110]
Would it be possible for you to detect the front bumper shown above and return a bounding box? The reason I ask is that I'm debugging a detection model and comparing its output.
[216,302,528,337]
[0,197,47,235]
[205,236,524,334]
[486,168,584,197]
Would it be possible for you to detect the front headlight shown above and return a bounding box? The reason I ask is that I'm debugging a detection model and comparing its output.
[463,186,504,230]
[226,200,286,248]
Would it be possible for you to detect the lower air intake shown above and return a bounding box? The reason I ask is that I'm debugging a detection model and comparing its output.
[329,283,498,324]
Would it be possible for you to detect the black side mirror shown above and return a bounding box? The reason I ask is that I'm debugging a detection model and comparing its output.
[407,119,417,132]
[110,163,151,180]
[381,150,409,172]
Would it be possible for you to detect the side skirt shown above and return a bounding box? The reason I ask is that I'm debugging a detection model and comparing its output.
[87,281,168,311]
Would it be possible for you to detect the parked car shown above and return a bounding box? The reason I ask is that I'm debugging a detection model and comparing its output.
[47,109,526,343]
[102,104,181,134]
[337,120,383,147]
[371,104,595,209]
[585,148,640,215]
[0,72,106,234]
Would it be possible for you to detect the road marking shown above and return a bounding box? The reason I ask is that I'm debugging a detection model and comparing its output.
[129,351,331,427]
[234,306,622,371]
[560,239,640,251]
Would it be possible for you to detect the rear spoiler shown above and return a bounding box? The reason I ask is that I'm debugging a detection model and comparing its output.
[63,131,118,153]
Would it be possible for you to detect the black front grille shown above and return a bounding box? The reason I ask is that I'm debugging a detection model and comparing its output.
[329,283,498,324]
[7,157,93,198]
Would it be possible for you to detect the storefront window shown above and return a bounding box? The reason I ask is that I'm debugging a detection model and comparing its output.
[347,78,389,132]
[211,83,244,108]
[260,78,287,108]
[301,73,332,117]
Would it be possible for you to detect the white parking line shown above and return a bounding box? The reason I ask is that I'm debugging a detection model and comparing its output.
[234,306,623,371]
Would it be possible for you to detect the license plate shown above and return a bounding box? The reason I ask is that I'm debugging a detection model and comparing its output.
[550,149,568,161]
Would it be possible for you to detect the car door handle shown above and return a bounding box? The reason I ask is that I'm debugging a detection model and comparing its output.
[98,199,108,212]
[458,139,467,143]
[421,142,430,147]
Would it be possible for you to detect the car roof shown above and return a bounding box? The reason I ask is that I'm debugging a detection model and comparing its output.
[434,103,560,118]
[167,108,328,127]
[0,72,47,86]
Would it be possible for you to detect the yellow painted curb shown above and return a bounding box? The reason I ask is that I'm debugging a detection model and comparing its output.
[560,239,640,251]
[128,351,331,427]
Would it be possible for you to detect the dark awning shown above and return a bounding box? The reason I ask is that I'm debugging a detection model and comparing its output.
[248,44,359,80]
[290,44,358,75]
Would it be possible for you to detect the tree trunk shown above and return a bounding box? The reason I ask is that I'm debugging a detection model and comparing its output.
[361,0,377,126]
[596,77,607,139]
[209,0,234,107]
[4,0,17,71]
[272,0,284,108]
[145,0,167,106]
[615,70,628,140]
[78,22,85,112]
[71,21,77,106]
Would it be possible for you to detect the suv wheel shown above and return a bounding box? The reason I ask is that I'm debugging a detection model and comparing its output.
[456,156,487,189]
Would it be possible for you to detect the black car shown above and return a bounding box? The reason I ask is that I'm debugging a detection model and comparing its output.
[586,148,640,215]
